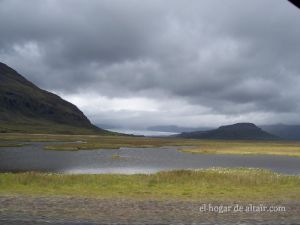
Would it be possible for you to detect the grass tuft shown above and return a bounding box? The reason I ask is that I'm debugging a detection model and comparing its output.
[0,168,299,201]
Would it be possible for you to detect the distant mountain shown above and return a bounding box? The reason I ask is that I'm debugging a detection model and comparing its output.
[147,125,213,133]
[177,123,277,140]
[261,124,300,140]
[0,62,110,134]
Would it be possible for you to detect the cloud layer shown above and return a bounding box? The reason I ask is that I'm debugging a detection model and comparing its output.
[1,0,300,128]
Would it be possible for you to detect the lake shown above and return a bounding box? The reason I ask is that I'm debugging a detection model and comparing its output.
[0,142,300,175]
[106,128,178,136]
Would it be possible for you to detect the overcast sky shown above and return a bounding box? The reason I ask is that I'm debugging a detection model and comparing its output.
[1,0,300,129]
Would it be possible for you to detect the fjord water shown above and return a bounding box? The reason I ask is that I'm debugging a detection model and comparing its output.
[107,128,179,136]
[0,142,300,175]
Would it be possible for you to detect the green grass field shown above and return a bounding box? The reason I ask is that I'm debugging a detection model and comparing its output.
[179,141,300,157]
[1,133,300,157]
[0,142,26,147]
[0,169,299,201]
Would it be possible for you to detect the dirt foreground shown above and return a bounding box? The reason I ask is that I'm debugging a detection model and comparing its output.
[0,196,299,225]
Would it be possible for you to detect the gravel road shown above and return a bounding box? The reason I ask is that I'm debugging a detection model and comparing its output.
[0,196,299,225]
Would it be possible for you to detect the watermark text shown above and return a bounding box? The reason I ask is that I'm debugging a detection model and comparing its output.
[199,204,286,214]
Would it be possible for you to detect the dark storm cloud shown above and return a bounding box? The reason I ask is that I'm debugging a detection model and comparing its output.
[1,0,300,126]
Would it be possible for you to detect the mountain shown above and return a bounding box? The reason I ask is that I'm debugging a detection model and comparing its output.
[0,62,109,134]
[261,124,300,140]
[147,125,213,133]
[177,123,277,140]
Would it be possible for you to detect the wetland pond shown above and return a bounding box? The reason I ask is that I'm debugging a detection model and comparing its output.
[0,142,300,175]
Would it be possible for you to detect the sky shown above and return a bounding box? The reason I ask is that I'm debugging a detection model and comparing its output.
[1,0,300,129]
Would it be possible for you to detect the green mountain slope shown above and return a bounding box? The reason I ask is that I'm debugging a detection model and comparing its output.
[0,62,109,134]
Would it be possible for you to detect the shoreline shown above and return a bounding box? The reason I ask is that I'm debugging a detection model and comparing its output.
[2,133,300,157]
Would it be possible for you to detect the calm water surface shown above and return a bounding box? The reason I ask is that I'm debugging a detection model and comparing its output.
[0,142,300,174]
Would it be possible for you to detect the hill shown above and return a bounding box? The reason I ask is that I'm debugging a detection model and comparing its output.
[177,123,277,140]
[0,62,109,134]
[261,124,300,140]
